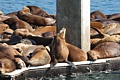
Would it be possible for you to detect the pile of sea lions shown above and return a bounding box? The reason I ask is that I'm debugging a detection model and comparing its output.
[0,5,120,74]
[89,10,120,60]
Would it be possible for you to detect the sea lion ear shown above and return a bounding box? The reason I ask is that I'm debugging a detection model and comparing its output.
[58,27,66,39]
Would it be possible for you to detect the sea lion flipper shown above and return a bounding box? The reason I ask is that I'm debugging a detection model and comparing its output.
[49,59,58,70]
[66,61,77,69]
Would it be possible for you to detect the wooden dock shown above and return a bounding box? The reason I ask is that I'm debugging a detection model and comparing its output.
[1,57,120,80]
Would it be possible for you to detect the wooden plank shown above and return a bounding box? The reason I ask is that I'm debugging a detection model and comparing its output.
[56,0,90,53]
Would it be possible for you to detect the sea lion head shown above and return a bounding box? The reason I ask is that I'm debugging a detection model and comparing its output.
[87,50,97,61]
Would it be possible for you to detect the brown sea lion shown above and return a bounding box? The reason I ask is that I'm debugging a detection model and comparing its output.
[0,23,9,34]
[0,58,16,74]
[42,31,55,38]
[90,26,109,39]
[12,29,35,38]
[67,43,88,62]
[92,19,119,28]
[90,26,120,49]
[102,23,120,35]
[3,17,34,32]
[1,28,14,39]
[17,10,56,26]
[107,13,120,21]
[28,46,51,66]
[50,28,75,69]
[0,10,10,21]
[32,26,56,36]
[5,12,18,18]
[90,10,107,20]
[0,44,27,74]
[22,45,43,57]
[90,22,103,29]
[87,42,120,61]
[26,5,49,17]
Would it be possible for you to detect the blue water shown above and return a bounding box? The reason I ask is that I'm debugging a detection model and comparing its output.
[0,0,120,80]
[0,0,120,15]
[0,0,56,14]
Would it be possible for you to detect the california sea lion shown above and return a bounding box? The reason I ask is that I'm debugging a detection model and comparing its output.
[90,10,107,20]
[67,43,88,62]
[32,26,56,36]
[0,44,27,74]
[0,10,10,21]
[28,46,51,66]
[26,6,49,17]
[50,28,76,69]
[3,17,34,32]
[90,22,103,29]
[12,29,35,38]
[5,12,18,18]
[107,13,120,21]
[17,10,56,26]
[0,23,9,34]
[0,58,16,74]
[87,42,120,61]
[1,28,14,39]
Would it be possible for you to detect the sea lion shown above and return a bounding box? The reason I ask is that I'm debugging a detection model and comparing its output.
[67,43,88,62]
[12,29,35,38]
[87,42,120,61]
[0,10,10,21]
[26,5,49,17]
[28,46,51,66]
[90,22,103,29]
[107,13,120,21]
[90,10,107,20]
[22,45,43,57]
[32,26,56,36]
[17,10,56,26]
[5,12,18,18]
[0,44,27,74]
[1,28,14,39]
[3,17,34,32]
[42,31,55,38]
[0,23,9,34]
[90,26,120,49]
[50,28,75,69]
[27,36,53,46]
[0,36,22,45]
[0,58,16,74]
[102,23,120,35]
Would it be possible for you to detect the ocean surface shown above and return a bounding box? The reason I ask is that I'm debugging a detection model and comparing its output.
[0,0,120,15]
[0,0,120,80]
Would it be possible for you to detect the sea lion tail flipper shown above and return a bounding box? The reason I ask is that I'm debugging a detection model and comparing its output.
[91,26,109,38]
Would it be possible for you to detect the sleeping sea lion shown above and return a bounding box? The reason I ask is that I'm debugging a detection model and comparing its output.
[28,46,51,66]
[87,42,120,61]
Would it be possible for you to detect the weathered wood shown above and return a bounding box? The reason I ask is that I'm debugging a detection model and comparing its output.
[57,0,90,53]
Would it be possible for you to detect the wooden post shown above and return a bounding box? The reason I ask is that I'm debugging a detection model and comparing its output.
[57,0,90,53]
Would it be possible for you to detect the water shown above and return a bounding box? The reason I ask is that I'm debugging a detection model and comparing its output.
[26,71,120,80]
[0,0,120,15]
[0,0,120,80]
[0,0,56,14]
[90,0,120,15]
